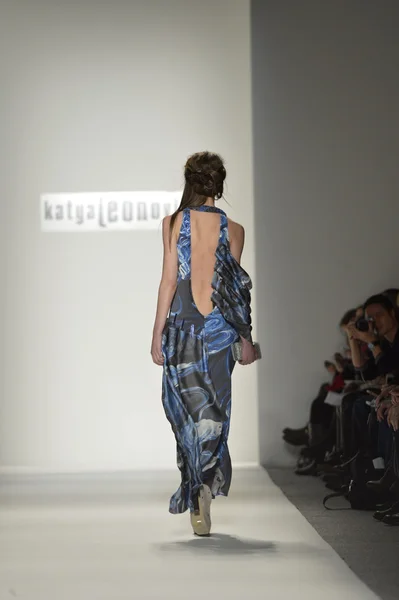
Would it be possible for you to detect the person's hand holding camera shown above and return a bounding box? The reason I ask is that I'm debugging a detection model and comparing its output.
[351,319,377,344]
[377,398,392,422]
[389,386,399,407]
[344,320,371,343]
[387,405,399,431]
[375,384,396,408]
[344,315,380,370]
[344,321,358,341]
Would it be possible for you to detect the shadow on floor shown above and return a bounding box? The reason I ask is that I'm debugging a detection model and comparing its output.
[158,533,275,555]
[157,533,327,557]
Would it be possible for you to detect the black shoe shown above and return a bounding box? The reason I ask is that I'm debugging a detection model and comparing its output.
[283,426,307,436]
[295,459,317,476]
[367,466,396,494]
[283,432,308,446]
[367,478,399,497]
[375,500,395,512]
[283,427,308,440]
[382,511,399,526]
[373,500,399,521]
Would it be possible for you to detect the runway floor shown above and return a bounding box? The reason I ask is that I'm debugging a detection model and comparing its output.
[0,467,379,600]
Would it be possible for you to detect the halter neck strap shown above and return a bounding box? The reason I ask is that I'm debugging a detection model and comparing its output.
[189,205,226,216]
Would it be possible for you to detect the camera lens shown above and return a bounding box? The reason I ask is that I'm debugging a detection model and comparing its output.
[355,317,369,332]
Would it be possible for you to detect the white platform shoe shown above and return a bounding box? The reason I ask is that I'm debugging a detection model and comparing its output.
[190,484,212,536]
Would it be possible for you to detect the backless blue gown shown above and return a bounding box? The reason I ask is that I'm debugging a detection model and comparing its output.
[161,205,252,514]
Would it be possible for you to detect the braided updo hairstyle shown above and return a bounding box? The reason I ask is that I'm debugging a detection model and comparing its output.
[169,151,226,245]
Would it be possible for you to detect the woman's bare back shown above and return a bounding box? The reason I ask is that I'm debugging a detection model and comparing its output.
[174,209,245,317]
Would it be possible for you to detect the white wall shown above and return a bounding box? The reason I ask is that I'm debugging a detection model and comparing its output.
[252,0,399,465]
[0,0,258,472]
[0,65,5,433]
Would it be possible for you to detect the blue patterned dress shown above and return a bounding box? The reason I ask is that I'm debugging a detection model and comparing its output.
[161,205,252,514]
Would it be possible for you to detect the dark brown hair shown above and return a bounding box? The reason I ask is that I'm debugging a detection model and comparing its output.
[169,151,226,245]
[363,294,395,314]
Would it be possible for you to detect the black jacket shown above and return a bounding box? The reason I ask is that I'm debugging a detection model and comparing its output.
[356,329,399,383]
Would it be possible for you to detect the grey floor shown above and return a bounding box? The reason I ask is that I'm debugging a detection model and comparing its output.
[0,467,382,600]
[268,467,399,600]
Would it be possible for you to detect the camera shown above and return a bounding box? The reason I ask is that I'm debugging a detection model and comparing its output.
[355,317,374,332]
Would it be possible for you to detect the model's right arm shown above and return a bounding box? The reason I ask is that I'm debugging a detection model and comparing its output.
[151,216,178,365]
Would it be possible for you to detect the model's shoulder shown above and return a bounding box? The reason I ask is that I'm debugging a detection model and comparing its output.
[162,212,183,226]
[227,217,245,238]
[162,212,183,239]
[162,214,172,226]
[161,215,171,237]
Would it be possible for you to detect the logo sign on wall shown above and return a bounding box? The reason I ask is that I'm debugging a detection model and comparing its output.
[41,191,182,231]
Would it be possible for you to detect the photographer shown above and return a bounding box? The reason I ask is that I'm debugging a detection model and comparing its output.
[339,308,357,338]
[347,294,399,381]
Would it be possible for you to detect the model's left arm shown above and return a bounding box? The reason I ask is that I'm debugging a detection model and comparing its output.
[151,216,178,365]
[228,221,256,364]
[229,222,245,264]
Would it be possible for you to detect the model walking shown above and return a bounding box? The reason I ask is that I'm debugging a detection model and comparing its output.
[151,151,257,536]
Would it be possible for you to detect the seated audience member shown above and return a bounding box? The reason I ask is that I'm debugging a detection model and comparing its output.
[325,360,345,392]
[310,360,345,434]
[294,360,346,475]
[294,357,355,475]
[370,385,399,525]
[339,305,375,445]
[348,294,399,382]
[347,305,371,366]
[338,310,364,392]
[286,289,399,523]
[283,360,346,450]
[344,295,399,499]
[382,395,399,524]
[303,296,399,473]
[283,361,334,447]
[334,352,355,380]
[283,309,357,467]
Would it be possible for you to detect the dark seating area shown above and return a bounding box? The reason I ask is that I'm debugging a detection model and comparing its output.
[282,288,399,525]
